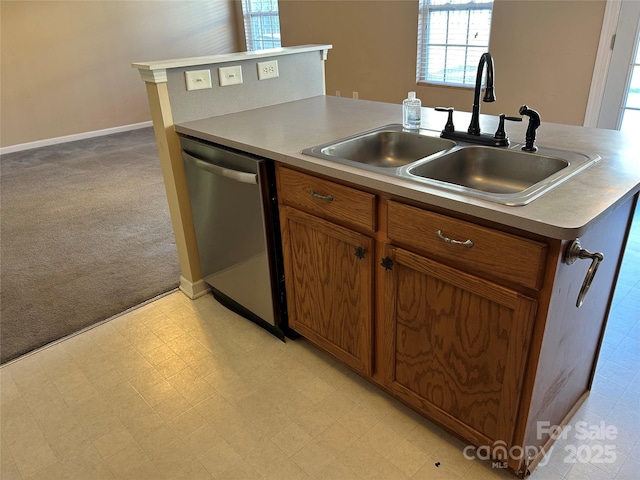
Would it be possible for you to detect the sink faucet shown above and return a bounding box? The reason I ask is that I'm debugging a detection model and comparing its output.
[468,52,495,136]
[436,52,516,147]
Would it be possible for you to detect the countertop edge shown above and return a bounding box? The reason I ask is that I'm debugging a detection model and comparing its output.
[132,44,333,71]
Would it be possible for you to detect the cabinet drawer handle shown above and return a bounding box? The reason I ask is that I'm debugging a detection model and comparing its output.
[564,239,604,308]
[310,189,334,202]
[436,230,474,248]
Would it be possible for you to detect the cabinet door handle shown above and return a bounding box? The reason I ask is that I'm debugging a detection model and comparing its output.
[564,239,604,308]
[182,151,257,184]
[310,189,334,202]
[436,230,474,248]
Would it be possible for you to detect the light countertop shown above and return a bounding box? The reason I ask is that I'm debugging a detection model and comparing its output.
[175,96,640,239]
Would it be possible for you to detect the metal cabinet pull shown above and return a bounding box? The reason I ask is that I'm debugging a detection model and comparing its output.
[310,189,334,202]
[564,239,604,308]
[436,230,474,248]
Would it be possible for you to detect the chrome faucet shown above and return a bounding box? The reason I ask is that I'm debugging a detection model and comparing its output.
[436,52,517,147]
[467,52,495,136]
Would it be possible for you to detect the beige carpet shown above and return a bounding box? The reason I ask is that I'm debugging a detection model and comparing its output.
[0,128,180,363]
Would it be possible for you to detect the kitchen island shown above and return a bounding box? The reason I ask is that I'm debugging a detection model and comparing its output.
[174,95,639,477]
[133,47,640,477]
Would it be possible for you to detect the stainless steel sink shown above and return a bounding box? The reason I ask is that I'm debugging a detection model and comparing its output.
[402,145,600,205]
[302,124,456,169]
[302,124,600,206]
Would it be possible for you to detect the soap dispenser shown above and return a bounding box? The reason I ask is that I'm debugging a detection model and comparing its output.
[403,92,422,130]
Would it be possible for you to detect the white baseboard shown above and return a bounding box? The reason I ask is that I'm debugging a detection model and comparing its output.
[0,121,153,155]
[178,276,211,300]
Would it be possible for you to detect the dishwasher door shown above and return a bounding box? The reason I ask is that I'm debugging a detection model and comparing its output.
[180,136,282,332]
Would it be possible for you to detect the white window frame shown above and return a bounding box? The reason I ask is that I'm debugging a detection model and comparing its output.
[619,27,640,132]
[417,0,494,88]
[241,0,281,52]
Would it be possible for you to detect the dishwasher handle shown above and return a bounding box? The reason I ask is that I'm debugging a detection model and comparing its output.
[182,151,258,185]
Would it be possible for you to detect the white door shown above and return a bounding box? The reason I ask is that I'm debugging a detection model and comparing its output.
[597,0,640,131]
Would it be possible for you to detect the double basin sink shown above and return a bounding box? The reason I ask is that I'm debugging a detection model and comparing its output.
[302,124,600,206]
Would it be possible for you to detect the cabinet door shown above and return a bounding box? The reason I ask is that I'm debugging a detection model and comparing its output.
[280,205,374,375]
[380,245,536,446]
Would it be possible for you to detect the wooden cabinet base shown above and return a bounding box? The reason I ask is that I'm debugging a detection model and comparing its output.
[279,205,374,375]
[276,164,637,477]
[380,246,536,451]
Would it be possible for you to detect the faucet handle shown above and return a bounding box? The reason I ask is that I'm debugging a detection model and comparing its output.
[494,114,522,141]
[435,107,455,133]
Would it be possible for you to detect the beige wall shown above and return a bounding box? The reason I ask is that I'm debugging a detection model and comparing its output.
[279,0,605,126]
[0,0,238,148]
[1,0,605,148]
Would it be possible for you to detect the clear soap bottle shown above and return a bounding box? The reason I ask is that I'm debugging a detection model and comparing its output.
[403,91,422,130]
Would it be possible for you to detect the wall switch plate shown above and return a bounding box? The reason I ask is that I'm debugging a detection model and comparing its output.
[257,60,279,80]
[218,65,243,86]
[184,69,212,91]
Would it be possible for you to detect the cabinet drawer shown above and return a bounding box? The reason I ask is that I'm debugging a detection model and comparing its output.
[277,167,376,233]
[387,200,547,290]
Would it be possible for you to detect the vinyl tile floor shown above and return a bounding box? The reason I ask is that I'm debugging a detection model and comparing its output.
[1,216,639,480]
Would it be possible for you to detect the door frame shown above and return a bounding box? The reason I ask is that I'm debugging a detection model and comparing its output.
[584,0,622,127]
[584,0,640,129]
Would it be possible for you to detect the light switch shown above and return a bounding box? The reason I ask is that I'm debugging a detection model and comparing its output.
[257,60,279,80]
[218,65,243,86]
[184,69,212,91]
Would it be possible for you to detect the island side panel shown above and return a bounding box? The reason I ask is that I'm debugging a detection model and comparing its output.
[145,81,207,298]
[522,195,637,456]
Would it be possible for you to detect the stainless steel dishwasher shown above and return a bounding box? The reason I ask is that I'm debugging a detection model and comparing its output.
[179,135,288,340]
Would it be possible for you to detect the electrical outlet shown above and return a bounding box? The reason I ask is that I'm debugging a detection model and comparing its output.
[352,92,359,99]
[218,65,243,86]
[184,69,212,91]
[257,60,279,80]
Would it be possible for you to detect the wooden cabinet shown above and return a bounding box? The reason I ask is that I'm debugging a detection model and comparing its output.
[386,201,547,290]
[278,166,376,232]
[276,164,636,477]
[379,245,537,448]
[379,200,543,448]
[277,167,375,375]
[280,206,374,374]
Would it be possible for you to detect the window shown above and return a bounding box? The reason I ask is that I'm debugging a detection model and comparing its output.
[241,0,281,51]
[417,0,494,87]
[620,28,640,133]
